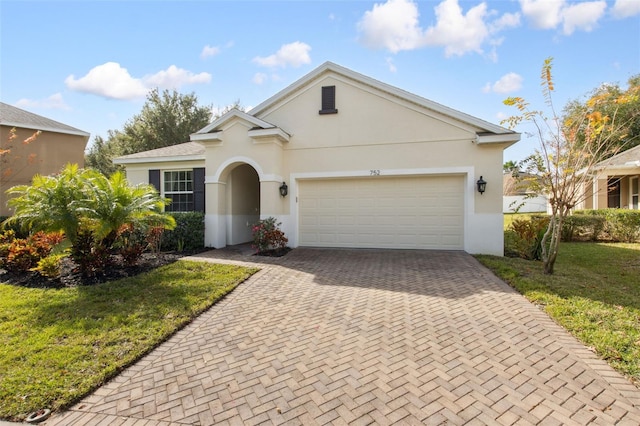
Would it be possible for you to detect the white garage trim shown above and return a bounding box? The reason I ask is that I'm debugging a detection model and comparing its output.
[284,167,476,250]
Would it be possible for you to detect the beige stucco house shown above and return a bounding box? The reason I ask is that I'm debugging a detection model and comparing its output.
[577,144,640,210]
[115,62,520,255]
[0,102,90,216]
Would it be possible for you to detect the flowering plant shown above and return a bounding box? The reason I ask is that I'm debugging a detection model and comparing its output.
[251,217,288,254]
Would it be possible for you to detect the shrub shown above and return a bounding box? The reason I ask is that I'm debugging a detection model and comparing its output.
[147,226,164,254]
[561,214,606,241]
[0,216,30,239]
[602,210,640,242]
[251,217,288,254]
[70,228,112,278]
[506,215,549,260]
[161,212,204,252]
[573,209,640,243]
[115,224,148,266]
[0,231,64,273]
[32,253,67,279]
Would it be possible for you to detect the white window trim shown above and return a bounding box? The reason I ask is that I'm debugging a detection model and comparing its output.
[163,169,194,212]
[631,176,639,210]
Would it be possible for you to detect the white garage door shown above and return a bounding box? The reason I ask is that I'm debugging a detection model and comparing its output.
[298,175,464,250]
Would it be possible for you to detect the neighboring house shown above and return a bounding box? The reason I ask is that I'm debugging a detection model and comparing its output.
[577,144,640,210]
[503,172,548,213]
[0,102,90,216]
[115,62,520,255]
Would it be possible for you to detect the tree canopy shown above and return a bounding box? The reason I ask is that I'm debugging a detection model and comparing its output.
[563,74,640,155]
[85,89,213,176]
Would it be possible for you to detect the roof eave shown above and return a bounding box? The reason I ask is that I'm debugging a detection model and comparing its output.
[475,132,521,146]
[114,154,205,165]
[1,121,90,138]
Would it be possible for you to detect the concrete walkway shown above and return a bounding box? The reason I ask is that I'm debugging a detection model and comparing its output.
[43,248,640,425]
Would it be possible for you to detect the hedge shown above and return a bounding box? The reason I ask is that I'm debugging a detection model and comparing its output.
[160,211,205,252]
[574,209,640,243]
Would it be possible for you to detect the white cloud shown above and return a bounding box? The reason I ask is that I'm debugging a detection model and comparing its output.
[65,62,148,100]
[357,0,426,53]
[15,93,70,110]
[357,0,520,57]
[252,42,312,68]
[65,62,211,100]
[484,72,523,94]
[561,1,606,34]
[424,0,491,57]
[519,0,564,29]
[200,45,221,59]
[489,12,521,32]
[143,65,211,89]
[252,72,268,85]
[612,0,640,18]
[519,0,607,34]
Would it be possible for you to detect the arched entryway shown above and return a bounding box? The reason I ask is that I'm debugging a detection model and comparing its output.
[224,163,260,245]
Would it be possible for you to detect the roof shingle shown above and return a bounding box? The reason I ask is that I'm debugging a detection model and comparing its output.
[0,102,89,137]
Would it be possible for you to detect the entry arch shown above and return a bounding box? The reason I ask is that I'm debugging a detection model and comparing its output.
[216,160,261,245]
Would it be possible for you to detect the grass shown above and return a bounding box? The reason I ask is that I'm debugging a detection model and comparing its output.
[0,260,258,421]
[477,242,640,384]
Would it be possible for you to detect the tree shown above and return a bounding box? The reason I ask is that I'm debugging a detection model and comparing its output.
[85,89,213,176]
[503,160,519,175]
[563,74,640,154]
[84,136,120,177]
[502,58,638,274]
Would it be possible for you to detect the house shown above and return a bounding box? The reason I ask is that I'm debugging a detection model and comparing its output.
[114,62,520,255]
[577,144,640,210]
[503,172,547,213]
[0,102,90,216]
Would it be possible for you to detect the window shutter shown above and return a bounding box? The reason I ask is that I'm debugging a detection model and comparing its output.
[149,169,160,192]
[319,86,338,114]
[193,167,206,213]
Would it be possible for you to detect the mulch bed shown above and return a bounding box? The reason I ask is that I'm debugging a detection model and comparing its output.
[0,252,183,289]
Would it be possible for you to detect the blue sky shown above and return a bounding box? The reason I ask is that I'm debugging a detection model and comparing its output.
[2,0,639,162]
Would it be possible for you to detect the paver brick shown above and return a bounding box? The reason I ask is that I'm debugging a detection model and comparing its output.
[43,248,640,425]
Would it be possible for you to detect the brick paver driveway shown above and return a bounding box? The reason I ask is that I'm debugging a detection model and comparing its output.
[45,248,640,425]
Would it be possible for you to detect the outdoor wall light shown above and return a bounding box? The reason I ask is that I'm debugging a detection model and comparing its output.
[279,182,288,197]
[476,176,487,194]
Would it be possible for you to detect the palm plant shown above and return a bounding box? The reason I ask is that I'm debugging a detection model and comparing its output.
[78,170,175,248]
[5,164,90,244]
[4,164,176,277]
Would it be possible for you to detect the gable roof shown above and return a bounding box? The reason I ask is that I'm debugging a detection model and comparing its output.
[113,141,204,165]
[249,61,519,140]
[595,144,640,169]
[0,102,90,137]
[194,109,279,135]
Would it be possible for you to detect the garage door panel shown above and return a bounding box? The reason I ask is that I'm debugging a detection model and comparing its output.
[299,175,464,250]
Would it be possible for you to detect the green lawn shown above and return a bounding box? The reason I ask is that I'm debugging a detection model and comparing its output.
[477,242,640,385]
[0,260,258,421]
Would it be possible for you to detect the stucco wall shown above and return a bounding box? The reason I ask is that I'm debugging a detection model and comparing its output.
[0,125,88,216]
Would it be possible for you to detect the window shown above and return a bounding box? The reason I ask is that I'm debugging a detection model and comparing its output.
[164,170,194,212]
[319,85,338,114]
[607,177,621,208]
[631,177,639,210]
